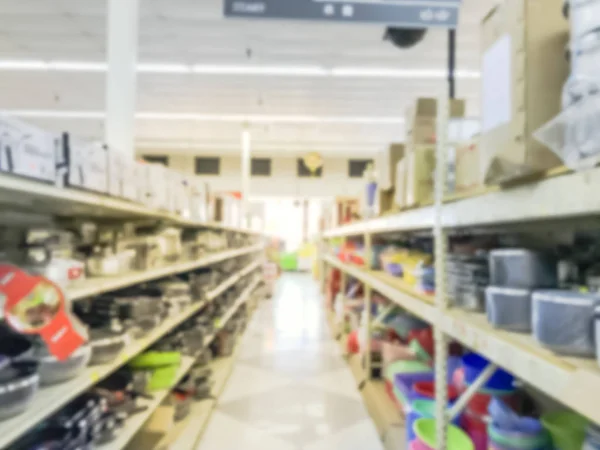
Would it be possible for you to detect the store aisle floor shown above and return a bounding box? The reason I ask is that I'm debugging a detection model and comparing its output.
[197,273,384,450]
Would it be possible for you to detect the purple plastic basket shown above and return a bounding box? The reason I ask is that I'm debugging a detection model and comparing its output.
[394,371,434,409]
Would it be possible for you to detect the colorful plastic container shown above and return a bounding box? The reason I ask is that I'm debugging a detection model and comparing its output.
[414,418,475,450]
[462,353,515,391]
[406,400,462,444]
[541,411,588,450]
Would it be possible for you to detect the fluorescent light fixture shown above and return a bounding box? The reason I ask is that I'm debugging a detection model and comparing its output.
[47,61,107,72]
[332,67,481,79]
[0,59,480,78]
[0,60,48,70]
[3,110,104,119]
[137,63,192,73]
[192,64,329,76]
[4,110,404,124]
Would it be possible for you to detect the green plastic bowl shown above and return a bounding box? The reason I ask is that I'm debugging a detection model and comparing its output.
[414,418,474,450]
[146,365,179,391]
[412,399,436,418]
[130,351,181,369]
[541,411,587,450]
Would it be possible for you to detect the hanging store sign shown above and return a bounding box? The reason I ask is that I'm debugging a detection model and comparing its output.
[223,0,461,28]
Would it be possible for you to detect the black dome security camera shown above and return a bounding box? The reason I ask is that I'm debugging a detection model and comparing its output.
[384,27,427,49]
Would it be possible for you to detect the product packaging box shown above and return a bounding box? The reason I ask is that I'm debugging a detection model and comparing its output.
[137,162,168,210]
[480,0,568,184]
[107,149,126,198]
[122,160,140,202]
[376,143,405,191]
[405,146,436,208]
[394,158,408,209]
[406,98,466,148]
[0,116,57,183]
[58,134,109,194]
[455,139,483,192]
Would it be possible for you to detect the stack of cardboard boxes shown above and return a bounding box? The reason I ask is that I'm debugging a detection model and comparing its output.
[390,0,569,213]
[395,98,466,209]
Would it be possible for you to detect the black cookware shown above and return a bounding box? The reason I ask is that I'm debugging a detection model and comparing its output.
[88,329,128,366]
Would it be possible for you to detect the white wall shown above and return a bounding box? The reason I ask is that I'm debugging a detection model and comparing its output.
[147,153,366,199]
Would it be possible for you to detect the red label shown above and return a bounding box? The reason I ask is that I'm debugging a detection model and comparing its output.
[0,264,85,361]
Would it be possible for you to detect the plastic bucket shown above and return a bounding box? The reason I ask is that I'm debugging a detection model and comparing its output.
[462,353,515,391]
[406,400,462,444]
[462,392,518,450]
[412,381,460,402]
[488,421,550,450]
[393,370,434,410]
[406,400,436,443]
[414,418,475,450]
[541,411,588,450]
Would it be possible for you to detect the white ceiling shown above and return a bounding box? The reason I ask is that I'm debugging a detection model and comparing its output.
[0,0,495,156]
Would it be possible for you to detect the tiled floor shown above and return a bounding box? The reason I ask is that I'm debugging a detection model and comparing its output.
[197,273,384,450]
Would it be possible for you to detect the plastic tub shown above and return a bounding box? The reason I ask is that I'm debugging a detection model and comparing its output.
[542,411,588,450]
[412,381,459,402]
[414,418,475,450]
[462,353,514,391]
[406,400,461,444]
[488,421,550,450]
[462,408,488,450]
[394,371,434,409]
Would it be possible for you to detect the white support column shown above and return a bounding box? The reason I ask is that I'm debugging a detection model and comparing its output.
[241,128,251,228]
[104,0,140,160]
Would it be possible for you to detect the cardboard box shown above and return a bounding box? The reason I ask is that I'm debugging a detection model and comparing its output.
[376,143,405,191]
[0,116,57,183]
[455,140,483,192]
[405,146,436,207]
[480,0,568,184]
[394,158,407,209]
[107,149,126,198]
[138,163,169,210]
[122,160,139,202]
[58,134,109,194]
[406,98,466,147]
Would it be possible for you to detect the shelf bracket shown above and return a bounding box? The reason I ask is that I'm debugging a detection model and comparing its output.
[446,362,498,422]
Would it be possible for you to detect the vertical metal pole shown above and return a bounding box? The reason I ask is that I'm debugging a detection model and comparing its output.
[364,231,373,379]
[241,128,251,228]
[105,0,139,160]
[434,95,450,450]
[448,29,456,100]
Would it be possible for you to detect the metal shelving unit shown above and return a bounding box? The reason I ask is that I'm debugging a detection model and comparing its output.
[101,276,262,450]
[320,97,600,447]
[0,256,263,449]
[0,172,262,236]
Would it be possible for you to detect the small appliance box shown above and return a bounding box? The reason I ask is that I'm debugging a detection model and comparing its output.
[107,149,127,198]
[58,133,109,193]
[480,0,568,184]
[406,98,466,148]
[168,170,192,216]
[139,163,169,210]
[455,139,483,192]
[122,160,140,202]
[405,146,436,208]
[0,116,57,183]
[188,178,209,222]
